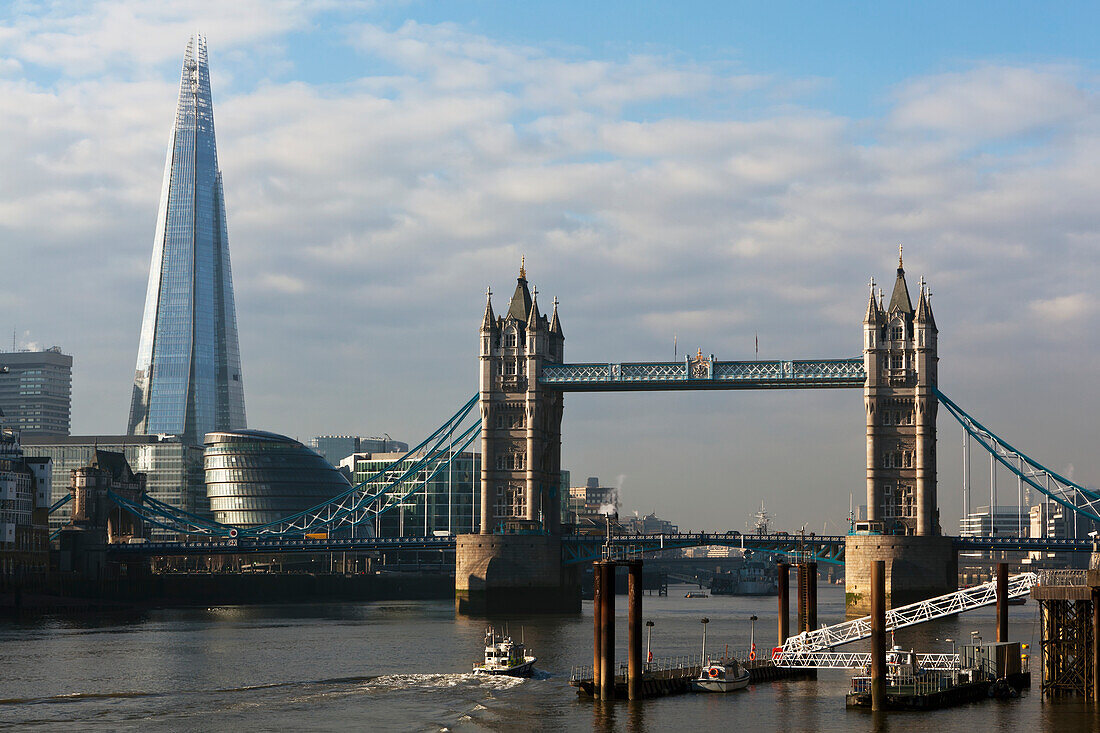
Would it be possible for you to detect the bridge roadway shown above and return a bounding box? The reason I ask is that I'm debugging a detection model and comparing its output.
[105,532,1094,563]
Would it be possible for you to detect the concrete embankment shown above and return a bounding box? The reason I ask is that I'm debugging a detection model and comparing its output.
[0,572,454,616]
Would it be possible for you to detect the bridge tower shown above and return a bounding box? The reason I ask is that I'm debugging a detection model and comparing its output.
[456,262,576,613]
[846,250,956,614]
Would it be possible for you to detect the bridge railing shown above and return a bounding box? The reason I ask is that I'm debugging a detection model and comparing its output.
[569,655,703,683]
[1039,569,1088,587]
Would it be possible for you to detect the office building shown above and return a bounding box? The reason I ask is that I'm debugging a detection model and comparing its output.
[309,435,409,466]
[0,348,72,436]
[564,476,620,524]
[1026,501,1100,567]
[0,421,51,580]
[205,430,354,528]
[22,434,204,539]
[127,34,246,445]
[958,505,1030,564]
[353,451,480,537]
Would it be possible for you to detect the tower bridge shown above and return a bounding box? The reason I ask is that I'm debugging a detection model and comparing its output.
[74,252,1100,615]
[458,250,949,612]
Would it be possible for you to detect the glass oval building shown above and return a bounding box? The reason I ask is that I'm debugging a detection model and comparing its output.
[204,430,352,527]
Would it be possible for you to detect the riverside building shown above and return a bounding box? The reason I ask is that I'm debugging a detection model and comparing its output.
[0,421,52,581]
[22,434,204,539]
[204,430,357,530]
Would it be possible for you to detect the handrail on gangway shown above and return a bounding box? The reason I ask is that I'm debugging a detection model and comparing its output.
[775,572,1038,665]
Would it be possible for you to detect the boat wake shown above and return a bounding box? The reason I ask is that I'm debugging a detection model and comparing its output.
[366,673,525,692]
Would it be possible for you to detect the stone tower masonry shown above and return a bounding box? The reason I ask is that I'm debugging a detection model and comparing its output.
[847,250,955,614]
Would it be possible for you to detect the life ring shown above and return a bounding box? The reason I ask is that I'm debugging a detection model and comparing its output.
[708,667,720,678]
[749,650,756,661]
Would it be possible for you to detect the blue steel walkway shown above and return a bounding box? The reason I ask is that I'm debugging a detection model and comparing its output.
[539,358,866,391]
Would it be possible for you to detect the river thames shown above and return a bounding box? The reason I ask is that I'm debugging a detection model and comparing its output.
[2,583,1097,731]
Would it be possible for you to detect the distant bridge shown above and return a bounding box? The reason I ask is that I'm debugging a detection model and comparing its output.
[105,531,1094,563]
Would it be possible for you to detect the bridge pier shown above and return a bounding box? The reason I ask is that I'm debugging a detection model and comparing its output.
[844,535,956,615]
[454,534,580,614]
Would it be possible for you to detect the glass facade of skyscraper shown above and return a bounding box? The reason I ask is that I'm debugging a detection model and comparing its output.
[127,34,245,446]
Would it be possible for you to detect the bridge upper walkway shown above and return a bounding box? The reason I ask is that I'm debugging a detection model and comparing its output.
[539,358,865,391]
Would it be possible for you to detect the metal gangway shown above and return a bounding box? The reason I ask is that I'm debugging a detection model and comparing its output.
[774,572,1038,669]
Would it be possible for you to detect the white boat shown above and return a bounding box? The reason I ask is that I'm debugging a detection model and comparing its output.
[472,626,536,677]
[692,658,751,693]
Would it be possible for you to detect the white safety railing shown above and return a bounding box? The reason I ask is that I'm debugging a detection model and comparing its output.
[779,572,1038,656]
[775,651,960,670]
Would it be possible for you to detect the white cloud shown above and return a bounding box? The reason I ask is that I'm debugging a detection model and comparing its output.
[1030,293,1095,323]
[2,9,1099,531]
[890,65,1093,140]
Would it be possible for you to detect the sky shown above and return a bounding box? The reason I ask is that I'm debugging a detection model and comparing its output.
[2,1,1099,534]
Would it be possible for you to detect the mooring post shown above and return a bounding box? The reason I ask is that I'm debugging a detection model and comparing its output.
[777,562,790,646]
[599,562,616,701]
[627,561,643,701]
[1093,587,1100,702]
[797,563,807,633]
[806,561,818,633]
[871,560,886,711]
[593,562,602,697]
[997,562,1009,643]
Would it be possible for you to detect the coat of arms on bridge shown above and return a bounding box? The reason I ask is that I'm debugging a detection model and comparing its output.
[689,349,713,379]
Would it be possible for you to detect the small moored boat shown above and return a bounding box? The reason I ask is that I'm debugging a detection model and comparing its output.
[472,626,537,677]
[692,657,751,693]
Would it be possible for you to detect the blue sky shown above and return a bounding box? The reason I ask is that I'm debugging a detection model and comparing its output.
[2,1,1099,532]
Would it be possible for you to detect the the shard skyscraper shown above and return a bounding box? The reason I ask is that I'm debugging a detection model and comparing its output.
[128,35,246,445]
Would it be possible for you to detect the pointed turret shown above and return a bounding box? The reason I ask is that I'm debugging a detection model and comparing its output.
[888,247,913,315]
[864,278,882,325]
[481,286,496,332]
[506,258,532,322]
[527,288,543,330]
[915,278,937,330]
[549,296,563,337]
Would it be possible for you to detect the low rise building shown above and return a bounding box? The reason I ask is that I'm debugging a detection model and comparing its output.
[0,421,51,582]
[57,449,148,577]
[959,505,1030,564]
[22,434,204,540]
[564,477,619,524]
[622,512,679,535]
[309,435,409,466]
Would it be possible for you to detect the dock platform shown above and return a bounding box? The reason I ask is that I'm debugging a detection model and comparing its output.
[570,658,811,700]
[846,672,1030,710]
